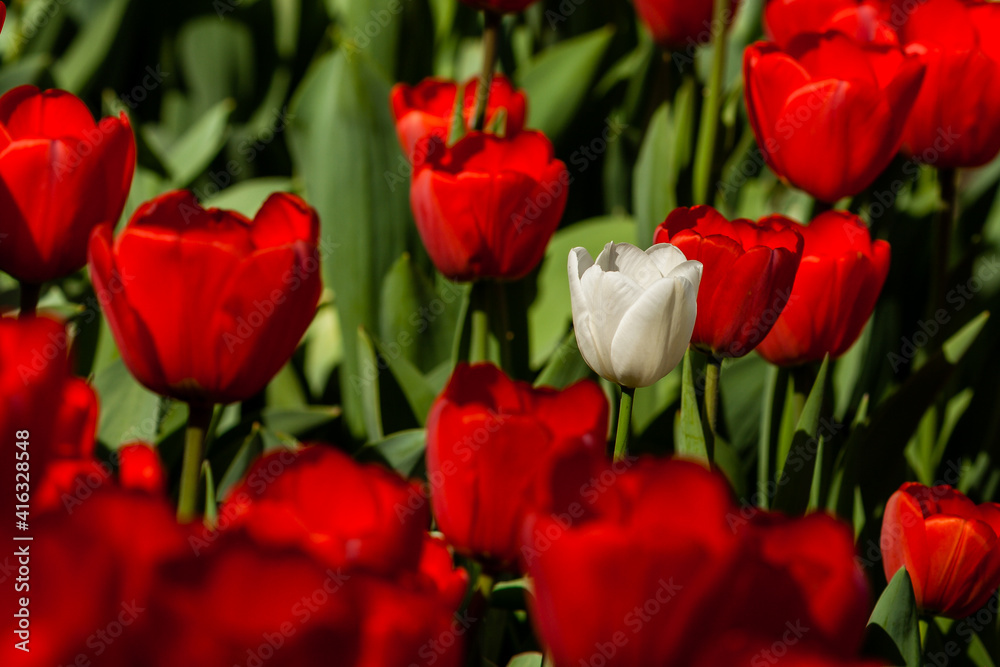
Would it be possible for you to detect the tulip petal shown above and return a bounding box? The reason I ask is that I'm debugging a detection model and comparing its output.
[646,242,692,278]
[568,247,611,380]
[0,85,98,140]
[610,275,697,388]
[607,242,664,288]
[580,263,646,376]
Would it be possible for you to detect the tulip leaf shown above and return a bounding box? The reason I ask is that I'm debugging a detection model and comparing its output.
[632,368,682,436]
[492,578,530,611]
[144,98,236,189]
[216,425,264,501]
[359,429,426,478]
[773,357,829,515]
[675,350,709,463]
[356,327,384,442]
[506,654,543,667]
[844,312,989,510]
[177,17,255,117]
[866,568,921,667]
[517,26,615,140]
[287,48,417,438]
[202,460,218,529]
[529,216,636,369]
[534,333,592,390]
[370,332,438,427]
[92,359,163,449]
[260,406,341,437]
[51,0,131,94]
[202,177,294,217]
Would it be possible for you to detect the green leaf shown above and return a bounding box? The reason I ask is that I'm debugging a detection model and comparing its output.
[529,216,636,368]
[51,0,131,93]
[676,350,709,462]
[866,568,921,667]
[773,357,829,515]
[202,177,293,217]
[361,429,426,477]
[177,17,255,117]
[506,654,543,667]
[287,48,416,437]
[261,405,342,437]
[92,360,162,449]
[144,98,236,189]
[533,333,591,389]
[370,332,438,426]
[202,460,218,529]
[357,327,384,441]
[216,425,264,501]
[517,26,615,140]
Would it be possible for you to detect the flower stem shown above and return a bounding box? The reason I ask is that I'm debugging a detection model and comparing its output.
[178,402,213,522]
[18,282,40,319]
[614,386,635,461]
[692,0,730,205]
[472,11,502,131]
[704,356,722,438]
[470,285,490,364]
[492,281,512,373]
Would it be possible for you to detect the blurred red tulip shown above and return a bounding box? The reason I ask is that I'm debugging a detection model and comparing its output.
[0,317,98,518]
[0,86,135,284]
[390,75,526,164]
[118,442,166,495]
[220,446,430,576]
[410,130,568,281]
[691,636,886,667]
[756,211,890,366]
[881,482,1000,618]
[523,458,871,667]
[654,206,804,358]
[764,0,899,48]
[897,0,1000,168]
[0,3,5,34]
[0,489,189,667]
[633,0,739,50]
[88,190,322,404]
[427,363,609,566]
[744,32,924,202]
[459,0,538,13]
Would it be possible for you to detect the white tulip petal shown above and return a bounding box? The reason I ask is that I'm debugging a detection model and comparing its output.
[593,241,618,271]
[567,248,611,379]
[609,276,698,388]
[667,259,704,292]
[581,264,645,350]
[646,243,692,278]
[607,243,664,289]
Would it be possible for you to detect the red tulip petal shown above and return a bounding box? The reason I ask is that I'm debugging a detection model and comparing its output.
[0,85,97,140]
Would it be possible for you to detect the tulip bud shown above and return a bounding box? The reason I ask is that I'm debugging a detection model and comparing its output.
[567,242,702,388]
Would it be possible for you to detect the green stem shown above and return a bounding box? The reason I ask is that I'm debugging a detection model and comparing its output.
[930,168,957,318]
[691,0,730,205]
[177,402,213,522]
[492,281,512,373]
[758,364,778,510]
[704,357,722,438]
[18,282,40,319]
[470,287,490,364]
[614,386,635,461]
[472,11,502,131]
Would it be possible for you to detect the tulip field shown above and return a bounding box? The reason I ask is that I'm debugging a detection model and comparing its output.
[4,0,1000,665]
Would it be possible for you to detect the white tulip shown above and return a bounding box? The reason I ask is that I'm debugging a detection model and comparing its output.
[567,242,702,389]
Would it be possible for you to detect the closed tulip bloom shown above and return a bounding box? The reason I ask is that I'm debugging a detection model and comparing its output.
[897,0,1000,168]
[426,363,609,566]
[654,206,803,358]
[88,190,322,405]
[411,130,568,281]
[744,32,924,202]
[633,0,739,50]
[524,458,871,667]
[756,212,890,366]
[764,0,899,48]
[117,442,167,495]
[881,482,1000,619]
[568,242,702,388]
[390,75,526,163]
[459,0,538,12]
[0,85,135,284]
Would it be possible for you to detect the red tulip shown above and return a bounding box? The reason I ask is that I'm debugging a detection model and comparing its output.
[744,32,924,202]
[459,0,538,13]
[88,190,322,404]
[390,75,526,164]
[0,85,135,284]
[881,482,1000,619]
[764,0,899,48]
[0,317,98,520]
[654,206,804,358]
[220,446,431,576]
[0,3,5,34]
[118,442,167,495]
[0,488,189,667]
[410,130,568,281]
[633,0,739,50]
[756,211,890,366]
[897,0,1000,168]
[523,458,871,667]
[426,363,609,566]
